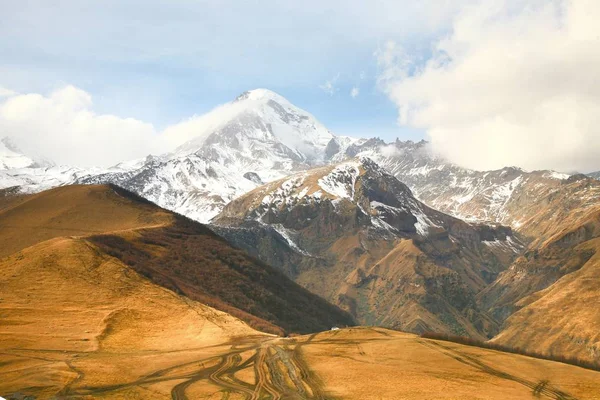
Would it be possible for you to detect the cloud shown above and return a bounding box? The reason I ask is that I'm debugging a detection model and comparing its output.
[350,87,360,98]
[0,0,476,148]
[319,73,340,96]
[0,84,300,167]
[0,87,16,98]
[0,86,158,167]
[161,100,251,151]
[378,0,600,173]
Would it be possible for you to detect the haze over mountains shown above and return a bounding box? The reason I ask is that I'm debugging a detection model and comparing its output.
[3,89,600,398]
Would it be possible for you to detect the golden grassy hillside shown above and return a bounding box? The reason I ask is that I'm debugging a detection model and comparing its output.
[0,235,258,398]
[492,236,600,363]
[481,205,600,362]
[0,184,354,336]
[4,324,600,399]
[0,184,173,258]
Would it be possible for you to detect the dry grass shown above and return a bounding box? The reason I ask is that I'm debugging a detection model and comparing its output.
[300,327,600,400]
[89,213,355,335]
[492,237,600,363]
[0,236,258,398]
[0,184,172,258]
[5,324,600,399]
[422,332,600,372]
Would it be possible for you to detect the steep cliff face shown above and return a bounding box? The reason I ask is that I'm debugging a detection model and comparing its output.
[213,158,522,339]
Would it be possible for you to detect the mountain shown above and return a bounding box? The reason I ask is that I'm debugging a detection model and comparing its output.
[337,139,572,229]
[0,136,70,191]
[0,91,577,231]
[343,139,600,361]
[0,136,89,193]
[0,184,354,336]
[474,176,600,362]
[588,170,600,180]
[76,89,336,222]
[0,89,336,222]
[212,157,523,339]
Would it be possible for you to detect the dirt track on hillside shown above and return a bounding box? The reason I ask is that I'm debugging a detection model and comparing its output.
[4,328,599,399]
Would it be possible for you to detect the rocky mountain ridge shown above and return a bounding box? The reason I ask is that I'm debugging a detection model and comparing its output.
[0,89,584,231]
[212,157,523,339]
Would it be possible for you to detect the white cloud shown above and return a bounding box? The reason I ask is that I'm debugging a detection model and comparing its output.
[320,73,340,96]
[0,86,159,167]
[350,87,360,98]
[378,0,600,173]
[161,100,251,151]
[0,87,16,98]
[0,84,293,167]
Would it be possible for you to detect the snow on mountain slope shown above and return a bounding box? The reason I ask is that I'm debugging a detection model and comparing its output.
[337,139,574,230]
[212,157,522,338]
[0,136,85,192]
[175,89,334,162]
[75,89,336,222]
[215,157,518,247]
[0,89,591,231]
[588,171,600,180]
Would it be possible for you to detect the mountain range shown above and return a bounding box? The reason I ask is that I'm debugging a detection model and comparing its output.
[212,156,521,339]
[4,88,584,226]
[2,88,600,383]
[2,182,599,399]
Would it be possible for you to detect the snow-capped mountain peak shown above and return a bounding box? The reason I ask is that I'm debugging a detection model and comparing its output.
[68,90,338,222]
[175,89,334,163]
[234,88,288,103]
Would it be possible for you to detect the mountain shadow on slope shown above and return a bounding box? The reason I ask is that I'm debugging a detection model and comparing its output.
[89,205,355,335]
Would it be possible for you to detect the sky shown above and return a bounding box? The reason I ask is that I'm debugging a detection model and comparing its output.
[1,0,599,172]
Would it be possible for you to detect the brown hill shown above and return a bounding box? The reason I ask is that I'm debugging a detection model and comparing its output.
[0,184,354,336]
[486,208,600,362]
[492,236,600,363]
[0,183,173,258]
[0,234,258,398]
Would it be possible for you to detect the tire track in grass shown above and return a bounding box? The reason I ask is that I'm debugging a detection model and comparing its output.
[420,339,577,400]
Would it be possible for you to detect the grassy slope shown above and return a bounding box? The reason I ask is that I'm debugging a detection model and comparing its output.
[0,184,354,336]
[89,214,356,335]
[0,235,257,398]
[4,325,600,399]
